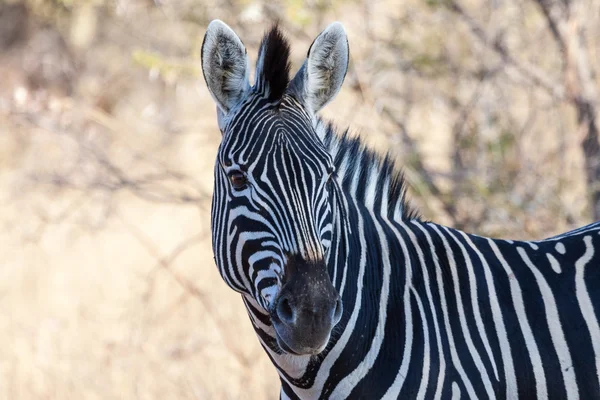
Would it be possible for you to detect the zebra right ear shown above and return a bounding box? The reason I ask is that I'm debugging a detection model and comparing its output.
[201,20,251,114]
[288,22,349,115]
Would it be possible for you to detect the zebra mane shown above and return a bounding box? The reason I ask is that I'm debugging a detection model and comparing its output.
[255,25,291,101]
[319,121,421,221]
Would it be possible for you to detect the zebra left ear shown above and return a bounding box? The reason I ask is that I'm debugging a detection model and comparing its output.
[288,22,349,114]
[201,20,251,114]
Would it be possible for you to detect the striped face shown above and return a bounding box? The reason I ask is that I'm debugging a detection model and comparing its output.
[202,21,349,355]
[211,94,335,304]
[211,94,344,355]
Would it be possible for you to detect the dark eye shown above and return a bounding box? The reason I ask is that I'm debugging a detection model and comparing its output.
[229,170,247,190]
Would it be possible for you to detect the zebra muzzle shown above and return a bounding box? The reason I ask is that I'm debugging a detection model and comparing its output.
[271,256,343,355]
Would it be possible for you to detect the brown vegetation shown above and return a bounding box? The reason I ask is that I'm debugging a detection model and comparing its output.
[1,0,598,398]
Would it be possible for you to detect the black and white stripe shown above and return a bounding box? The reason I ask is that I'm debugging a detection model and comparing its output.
[202,21,600,399]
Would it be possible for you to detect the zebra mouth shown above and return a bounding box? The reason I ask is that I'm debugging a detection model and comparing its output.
[274,333,302,355]
[274,331,327,356]
[272,324,329,356]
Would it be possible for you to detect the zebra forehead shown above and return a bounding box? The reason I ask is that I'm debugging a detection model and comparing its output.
[222,116,333,167]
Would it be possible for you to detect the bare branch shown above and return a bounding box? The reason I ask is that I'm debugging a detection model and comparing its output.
[116,212,254,368]
[447,0,565,100]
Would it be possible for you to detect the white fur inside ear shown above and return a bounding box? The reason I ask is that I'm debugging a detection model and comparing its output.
[305,22,349,113]
[201,20,251,113]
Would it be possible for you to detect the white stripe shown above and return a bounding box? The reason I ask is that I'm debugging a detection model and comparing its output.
[451,382,461,400]
[381,223,415,399]
[330,209,393,398]
[226,224,244,290]
[364,165,379,209]
[408,221,447,400]
[460,232,517,398]
[517,246,578,399]
[488,240,547,398]
[445,228,499,382]
[412,287,431,400]
[380,175,390,217]
[574,236,600,389]
[336,186,352,297]
[546,253,562,273]
[420,224,478,398]
[432,225,494,398]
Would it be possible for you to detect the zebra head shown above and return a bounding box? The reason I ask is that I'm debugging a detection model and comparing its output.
[202,21,349,355]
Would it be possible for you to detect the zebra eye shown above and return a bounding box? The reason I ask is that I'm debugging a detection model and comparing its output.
[228,170,247,190]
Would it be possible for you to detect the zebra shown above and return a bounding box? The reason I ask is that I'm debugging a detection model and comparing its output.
[201,20,600,399]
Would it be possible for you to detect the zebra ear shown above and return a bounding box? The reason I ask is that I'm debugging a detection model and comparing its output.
[201,20,251,114]
[288,22,349,114]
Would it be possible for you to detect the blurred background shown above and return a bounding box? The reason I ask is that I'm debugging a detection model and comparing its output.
[1,0,599,398]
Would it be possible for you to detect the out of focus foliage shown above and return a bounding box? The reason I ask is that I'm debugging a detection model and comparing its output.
[3,0,599,237]
[0,0,599,398]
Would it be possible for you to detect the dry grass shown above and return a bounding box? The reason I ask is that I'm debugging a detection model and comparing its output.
[0,94,279,398]
[1,0,598,398]
[0,98,279,399]
[0,2,281,398]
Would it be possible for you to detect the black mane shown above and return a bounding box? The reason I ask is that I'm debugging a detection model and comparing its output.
[321,122,421,222]
[257,25,291,101]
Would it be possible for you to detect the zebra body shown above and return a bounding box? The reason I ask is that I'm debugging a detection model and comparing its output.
[201,20,600,399]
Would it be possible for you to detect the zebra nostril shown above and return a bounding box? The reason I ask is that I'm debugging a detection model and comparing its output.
[277,296,296,325]
[333,297,343,324]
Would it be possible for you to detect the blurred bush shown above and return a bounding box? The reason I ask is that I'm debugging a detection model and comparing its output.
[0,0,599,398]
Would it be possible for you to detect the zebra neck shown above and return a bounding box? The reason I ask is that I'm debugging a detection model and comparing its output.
[266,202,431,396]
[275,177,600,398]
